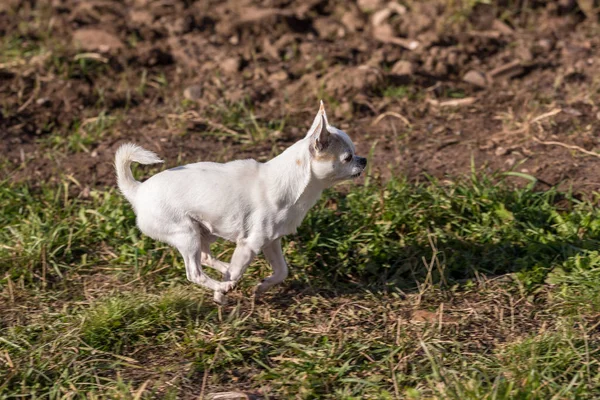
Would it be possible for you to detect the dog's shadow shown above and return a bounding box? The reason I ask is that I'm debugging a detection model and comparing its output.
[263,235,598,306]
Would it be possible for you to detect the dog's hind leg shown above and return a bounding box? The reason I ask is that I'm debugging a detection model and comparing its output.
[176,234,233,294]
[196,233,234,305]
[199,234,230,274]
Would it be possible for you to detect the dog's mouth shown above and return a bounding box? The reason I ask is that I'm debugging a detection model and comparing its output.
[351,171,362,178]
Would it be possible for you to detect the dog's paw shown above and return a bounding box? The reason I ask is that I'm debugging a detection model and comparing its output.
[213,291,227,305]
[219,280,235,293]
[254,279,270,295]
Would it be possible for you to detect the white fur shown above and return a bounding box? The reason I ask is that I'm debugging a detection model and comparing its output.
[114,102,366,303]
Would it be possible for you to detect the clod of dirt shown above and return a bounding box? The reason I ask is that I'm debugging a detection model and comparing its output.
[268,71,288,88]
[261,38,279,59]
[324,65,384,96]
[390,60,414,76]
[314,18,345,39]
[221,57,241,75]
[492,19,514,35]
[72,28,124,53]
[534,38,555,54]
[463,70,488,88]
[357,0,384,13]
[129,9,154,25]
[341,9,366,32]
[168,15,196,36]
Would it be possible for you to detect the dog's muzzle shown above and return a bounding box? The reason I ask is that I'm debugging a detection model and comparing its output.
[352,157,367,178]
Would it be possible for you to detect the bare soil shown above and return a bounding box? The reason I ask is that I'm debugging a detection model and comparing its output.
[2,0,600,194]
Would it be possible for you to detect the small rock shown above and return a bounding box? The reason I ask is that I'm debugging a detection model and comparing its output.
[221,57,240,74]
[268,70,288,82]
[390,60,413,76]
[495,146,508,156]
[36,97,51,106]
[183,84,203,101]
[72,28,124,53]
[463,70,488,88]
[536,39,554,52]
[357,0,384,12]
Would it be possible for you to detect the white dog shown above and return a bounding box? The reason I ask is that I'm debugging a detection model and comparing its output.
[115,102,366,303]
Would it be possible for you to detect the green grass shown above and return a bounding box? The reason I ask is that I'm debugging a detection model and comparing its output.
[1,175,599,398]
[382,85,410,99]
[42,111,117,153]
[202,100,287,144]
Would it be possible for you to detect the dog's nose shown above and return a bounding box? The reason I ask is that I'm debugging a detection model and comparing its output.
[357,157,367,167]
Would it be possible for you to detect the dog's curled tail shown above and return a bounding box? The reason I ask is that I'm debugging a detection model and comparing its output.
[115,143,163,204]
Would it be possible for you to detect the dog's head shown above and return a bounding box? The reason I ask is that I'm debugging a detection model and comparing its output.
[304,101,367,183]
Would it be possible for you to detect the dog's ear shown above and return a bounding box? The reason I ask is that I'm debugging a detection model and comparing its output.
[306,100,330,151]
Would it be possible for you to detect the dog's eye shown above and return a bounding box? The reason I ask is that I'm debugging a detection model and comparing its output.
[343,154,353,163]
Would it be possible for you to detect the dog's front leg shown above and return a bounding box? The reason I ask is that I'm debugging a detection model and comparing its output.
[213,244,256,304]
[255,238,288,295]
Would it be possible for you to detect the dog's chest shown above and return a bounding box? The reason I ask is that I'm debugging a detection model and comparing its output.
[272,193,320,237]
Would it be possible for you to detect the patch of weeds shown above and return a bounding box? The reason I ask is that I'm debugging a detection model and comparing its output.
[380,84,423,101]
[546,251,600,314]
[69,56,110,81]
[445,88,466,99]
[383,85,410,99]
[420,323,600,399]
[292,175,600,290]
[45,111,117,153]
[81,289,212,353]
[0,180,176,290]
[0,34,42,64]
[203,100,287,144]
[136,70,169,98]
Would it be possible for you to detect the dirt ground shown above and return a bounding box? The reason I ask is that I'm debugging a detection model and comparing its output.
[1,0,600,194]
